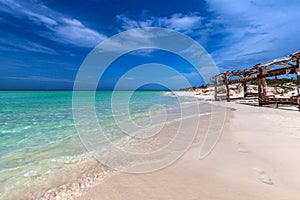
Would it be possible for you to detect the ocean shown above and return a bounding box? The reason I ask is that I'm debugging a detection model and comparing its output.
[0,91,190,199]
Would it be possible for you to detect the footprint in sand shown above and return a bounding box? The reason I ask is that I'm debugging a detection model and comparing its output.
[252,168,274,185]
[238,148,249,153]
[292,132,300,138]
[237,142,249,153]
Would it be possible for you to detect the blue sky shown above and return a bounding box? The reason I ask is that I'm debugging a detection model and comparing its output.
[0,0,299,90]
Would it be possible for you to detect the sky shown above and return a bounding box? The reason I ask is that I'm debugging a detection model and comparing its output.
[0,0,299,90]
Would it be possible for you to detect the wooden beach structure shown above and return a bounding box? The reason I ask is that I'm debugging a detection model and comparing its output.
[213,52,300,110]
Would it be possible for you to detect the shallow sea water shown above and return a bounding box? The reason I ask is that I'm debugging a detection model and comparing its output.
[0,91,196,199]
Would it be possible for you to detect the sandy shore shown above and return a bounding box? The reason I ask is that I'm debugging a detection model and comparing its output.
[76,95,300,200]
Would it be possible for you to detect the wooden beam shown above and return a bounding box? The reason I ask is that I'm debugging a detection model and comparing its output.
[297,58,300,111]
[257,68,263,106]
[225,72,230,102]
[214,78,217,101]
[243,72,247,97]
[259,68,267,96]
[262,77,267,97]
[264,65,296,77]
[228,75,257,84]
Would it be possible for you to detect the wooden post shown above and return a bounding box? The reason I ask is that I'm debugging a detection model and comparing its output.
[257,68,263,106]
[297,58,300,111]
[243,81,247,97]
[243,71,247,97]
[225,72,230,102]
[257,67,267,106]
[214,78,217,101]
[260,68,267,97]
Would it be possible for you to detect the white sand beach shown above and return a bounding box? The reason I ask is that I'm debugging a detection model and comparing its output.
[76,93,300,200]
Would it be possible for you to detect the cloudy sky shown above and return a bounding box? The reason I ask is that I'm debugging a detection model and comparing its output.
[0,0,299,89]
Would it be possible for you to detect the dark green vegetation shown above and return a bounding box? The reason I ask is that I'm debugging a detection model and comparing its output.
[250,78,297,86]
[179,84,209,91]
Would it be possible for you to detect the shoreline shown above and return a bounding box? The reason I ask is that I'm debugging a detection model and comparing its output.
[39,93,214,199]
[75,92,300,200]
[3,91,299,199]
[0,91,180,200]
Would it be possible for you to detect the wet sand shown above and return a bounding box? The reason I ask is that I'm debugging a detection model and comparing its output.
[76,101,300,200]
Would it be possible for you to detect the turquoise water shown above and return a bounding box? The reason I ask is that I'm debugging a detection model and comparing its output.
[0,91,180,199]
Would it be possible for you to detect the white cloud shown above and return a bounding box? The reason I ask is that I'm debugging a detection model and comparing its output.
[23,41,57,54]
[23,9,58,26]
[50,18,107,48]
[116,12,203,34]
[116,14,141,30]
[0,37,57,54]
[159,13,203,33]
[205,0,300,67]
[0,0,107,48]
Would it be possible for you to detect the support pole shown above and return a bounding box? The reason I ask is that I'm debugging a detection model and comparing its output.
[214,78,217,101]
[297,58,300,111]
[243,72,247,97]
[260,68,267,97]
[257,67,267,106]
[257,68,263,106]
[243,81,247,97]
[225,72,230,102]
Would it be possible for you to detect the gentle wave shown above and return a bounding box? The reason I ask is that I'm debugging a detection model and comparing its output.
[0,91,180,199]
